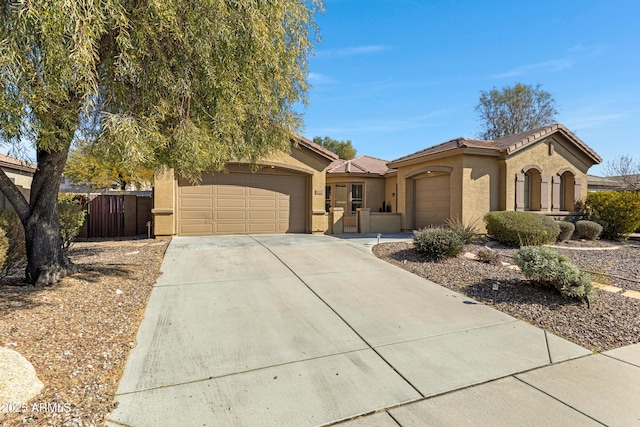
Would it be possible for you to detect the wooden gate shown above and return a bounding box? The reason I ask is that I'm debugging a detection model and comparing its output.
[88,195,125,238]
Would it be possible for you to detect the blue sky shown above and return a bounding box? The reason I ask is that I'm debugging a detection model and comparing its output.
[302,0,640,175]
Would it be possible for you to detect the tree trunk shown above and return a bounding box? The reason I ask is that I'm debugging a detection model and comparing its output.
[24,209,77,285]
[22,147,77,285]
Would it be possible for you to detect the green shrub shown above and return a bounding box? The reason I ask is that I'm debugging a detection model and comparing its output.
[513,246,593,299]
[0,209,26,277]
[476,248,501,266]
[575,220,603,240]
[444,216,480,244]
[483,211,560,247]
[584,191,640,240]
[413,228,464,261]
[556,221,575,242]
[58,194,87,249]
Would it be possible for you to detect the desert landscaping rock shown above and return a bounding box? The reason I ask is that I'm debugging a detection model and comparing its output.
[373,238,640,352]
[0,239,168,426]
[0,347,44,412]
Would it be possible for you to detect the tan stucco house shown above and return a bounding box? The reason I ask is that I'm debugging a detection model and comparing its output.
[388,124,602,231]
[153,123,602,237]
[0,153,36,210]
[152,136,337,239]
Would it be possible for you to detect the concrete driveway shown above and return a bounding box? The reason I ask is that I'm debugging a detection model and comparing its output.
[107,234,640,426]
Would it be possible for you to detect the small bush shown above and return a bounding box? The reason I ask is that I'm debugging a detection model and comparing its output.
[58,194,87,249]
[575,220,603,240]
[413,228,464,261]
[556,221,575,242]
[444,216,480,244]
[513,246,593,299]
[0,209,26,277]
[584,191,640,240]
[476,248,501,266]
[483,211,560,247]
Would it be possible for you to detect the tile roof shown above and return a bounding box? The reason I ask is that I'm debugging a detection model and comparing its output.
[0,153,37,173]
[389,137,498,164]
[492,124,602,162]
[327,155,391,176]
[295,136,339,161]
[388,124,602,165]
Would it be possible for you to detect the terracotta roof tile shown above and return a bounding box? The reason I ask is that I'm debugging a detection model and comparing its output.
[0,153,37,173]
[388,123,602,165]
[295,135,339,160]
[389,138,498,164]
[493,124,602,163]
[327,155,390,175]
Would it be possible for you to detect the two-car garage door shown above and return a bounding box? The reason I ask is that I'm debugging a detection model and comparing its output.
[177,171,307,236]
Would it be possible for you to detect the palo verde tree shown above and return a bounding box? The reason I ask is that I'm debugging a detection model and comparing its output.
[64,140,154,191]
[312,136,357,159]
[0,0,322,285]
[475,83,558,140]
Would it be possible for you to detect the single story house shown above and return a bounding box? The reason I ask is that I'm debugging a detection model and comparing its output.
[387,124,602,231]
[153,123,602,237]
[0,153,36,210]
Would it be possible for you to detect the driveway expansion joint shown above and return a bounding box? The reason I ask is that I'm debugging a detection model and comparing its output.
[248,235,426,398]
[513,374,608,426]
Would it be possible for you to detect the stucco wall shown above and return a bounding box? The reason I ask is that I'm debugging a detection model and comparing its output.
[394,154,463,230]
[0,168,34,210]
[461,154,500,228]
[3,169,33,189]
[384,174,398,213]
[152,168,176,239]
[503,137,592,212]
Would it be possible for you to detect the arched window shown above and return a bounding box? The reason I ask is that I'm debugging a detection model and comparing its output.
[516,166,544,211]
[525,168,541,211]
[559,171,575,211]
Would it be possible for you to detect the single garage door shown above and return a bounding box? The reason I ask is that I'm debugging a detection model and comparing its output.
[177,171,307,235]
[415,174,450,228]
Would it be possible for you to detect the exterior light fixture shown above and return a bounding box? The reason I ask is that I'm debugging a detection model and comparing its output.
[492,281,500,304]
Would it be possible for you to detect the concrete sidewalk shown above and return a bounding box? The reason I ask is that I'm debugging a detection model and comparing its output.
[107,234,640,426]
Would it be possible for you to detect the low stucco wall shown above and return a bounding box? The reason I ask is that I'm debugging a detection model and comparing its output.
[369,212,402,233]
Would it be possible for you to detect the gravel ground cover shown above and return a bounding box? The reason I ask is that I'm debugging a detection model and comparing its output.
[0,239,168,426]
[372,237,640,353]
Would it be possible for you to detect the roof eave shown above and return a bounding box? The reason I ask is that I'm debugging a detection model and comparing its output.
[387,147,465,168]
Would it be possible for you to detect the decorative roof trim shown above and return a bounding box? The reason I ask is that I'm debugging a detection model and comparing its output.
[500,124,602,164]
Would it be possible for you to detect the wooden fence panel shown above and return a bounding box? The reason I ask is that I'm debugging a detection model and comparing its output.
[88,195,124,238]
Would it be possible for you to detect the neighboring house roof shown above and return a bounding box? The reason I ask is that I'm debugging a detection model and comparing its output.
[599,174,640,191]
[295,135,339,161]
[0,153,37,174]
[388,124,602,166]
[327,155,391,176]
[587,175,626,191]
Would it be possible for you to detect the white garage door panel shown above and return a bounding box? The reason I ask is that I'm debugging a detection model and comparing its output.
[177,172,306,236]
[415,175,450,228]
